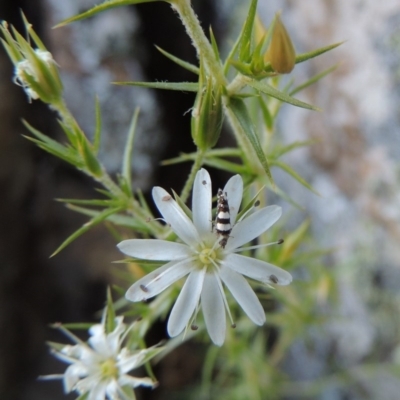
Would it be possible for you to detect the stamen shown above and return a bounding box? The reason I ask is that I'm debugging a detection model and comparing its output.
[234,239,285,253]
[214,273,236,328]
[188,300,202,333]
[140,257,196,293]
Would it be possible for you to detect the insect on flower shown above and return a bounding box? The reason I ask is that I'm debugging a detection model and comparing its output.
[215,189,232,248]
[117,169,293,346]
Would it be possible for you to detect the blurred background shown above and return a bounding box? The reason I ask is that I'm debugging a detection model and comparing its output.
[1,0,400,399]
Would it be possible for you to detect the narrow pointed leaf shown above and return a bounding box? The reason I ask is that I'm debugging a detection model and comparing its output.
[209,27,221,62]
[50,207,122,257]
[122,108,139,194]
[93,96,102,153]
[247,79,320,111]
[271,160,319,195]
[55,0,160,28]
[136,189,153,216]
[114,81,198,91]
[239,0,258,61]
[171,189,192,220]
[105,287,117,333]
[271,140,316,158]
[203,157,248,175]
[258,96,274,130]
[67,204,152,233]
[236,185,265,222]
[155,45,199,75]
[228,97,274,184]
[290,64,339,96]
[56,198,116,206]
[23,136,77,165]
[0,38,20,64]
[228,59,253,76]
[22,120,80,164]
[295,42,343,64]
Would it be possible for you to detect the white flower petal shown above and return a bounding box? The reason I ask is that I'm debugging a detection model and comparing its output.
[117,239,191,260]
[223,174,243,224]
[168,268,206,337]
[201,273,226,346]
[223,253,292,285]
[219,266,265,325]
[152,187,201,247]
[118,351,144,374]
[87,381,107,400]
[88,317,124,357]
[119,374,155,388]
[192,169,212,236]
[125,259,194,301]
[105,379,120,399]
[63,364,85,393]
[226,205,282,250]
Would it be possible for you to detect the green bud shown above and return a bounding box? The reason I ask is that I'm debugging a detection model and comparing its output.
[264,14,296,74]
[1,19,63,103]
[191,69,224,151]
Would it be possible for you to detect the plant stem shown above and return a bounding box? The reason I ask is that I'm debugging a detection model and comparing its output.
[180,148,205,203]
[226,73,249,95]
[171,0,226,87]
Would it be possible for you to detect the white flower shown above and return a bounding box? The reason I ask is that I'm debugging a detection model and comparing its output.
[118,169,292,346]
[48,317,156,400]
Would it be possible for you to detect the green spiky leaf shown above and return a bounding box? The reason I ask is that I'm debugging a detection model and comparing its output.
[122,108,140,194]
[50,206,122,257]
[290,64,339,96]
[247,79,320,111]
[295,42,343,64]
[93,96,102,154]
[270,160,319,195]
[238,0,258,61]
[155,45,199,75]
[55,0,161,28]
[228,97,274,184]
[114,81,198,91]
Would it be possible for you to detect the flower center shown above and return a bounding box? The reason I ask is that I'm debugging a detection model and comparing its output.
[198,248,217,265]
[100,358,119,380]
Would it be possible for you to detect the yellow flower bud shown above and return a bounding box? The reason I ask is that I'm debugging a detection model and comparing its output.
[264,14,296,74]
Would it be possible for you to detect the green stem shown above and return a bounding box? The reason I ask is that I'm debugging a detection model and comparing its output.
[54,99,165,237]
[226,73,249,95]
[180,149,205,203]
[171,0,226,87]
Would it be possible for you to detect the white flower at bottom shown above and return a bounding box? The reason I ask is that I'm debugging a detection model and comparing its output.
[48,317,156,400]
[118,169,292,346]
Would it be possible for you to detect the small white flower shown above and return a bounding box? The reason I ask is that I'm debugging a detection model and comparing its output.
[47,317,156,400]
[118,169,292,346]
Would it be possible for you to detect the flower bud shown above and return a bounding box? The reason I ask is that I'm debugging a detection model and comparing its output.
[264,14,296,74]
[191,70,224,151]
[1,20,63,103]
